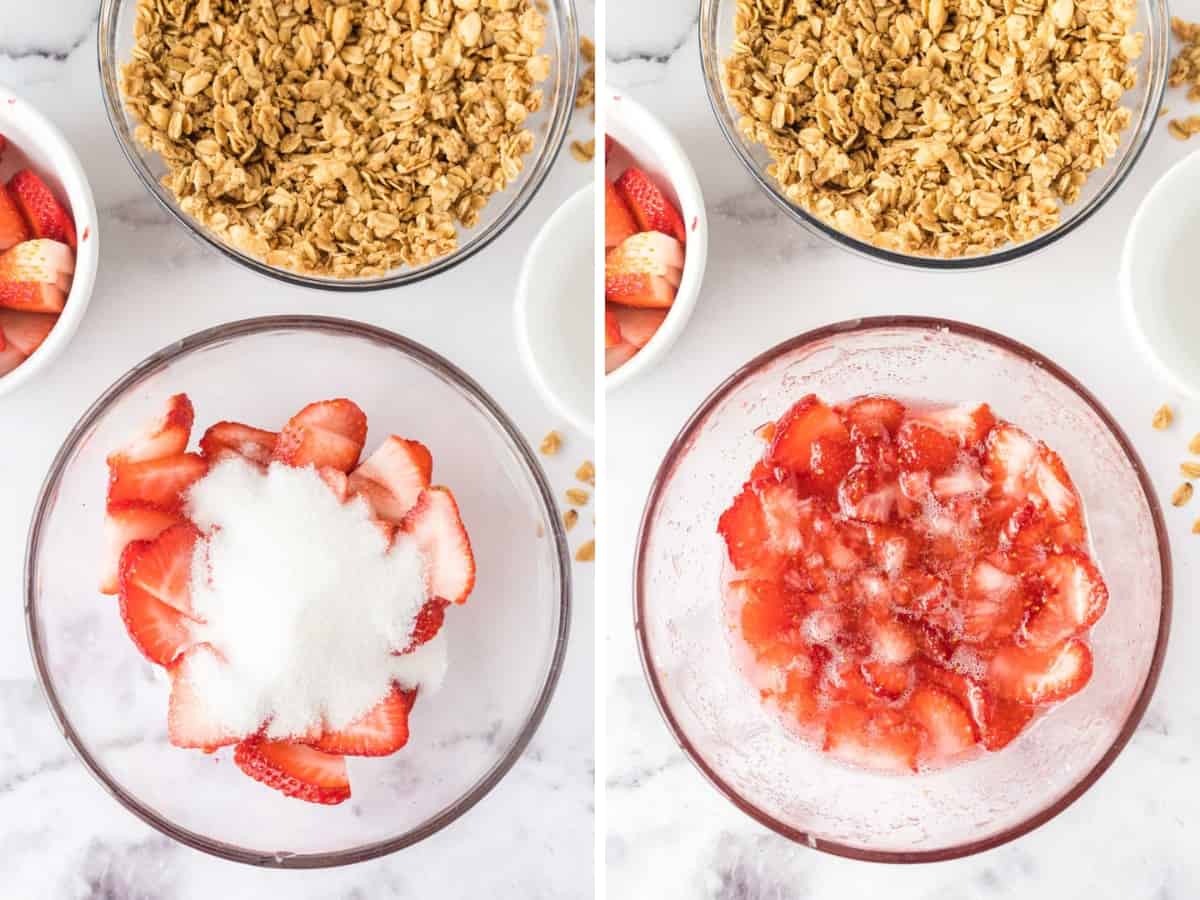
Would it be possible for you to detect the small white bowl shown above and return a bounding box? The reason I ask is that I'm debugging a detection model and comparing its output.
[515,183,594,435]
[605,91,708,390]
[0,84,99,398]
[1120,151,1200,397]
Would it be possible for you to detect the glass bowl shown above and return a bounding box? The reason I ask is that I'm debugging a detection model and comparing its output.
[25,317,571,867]
[97,0,578,291]
[699,0,1168,271]
[635,317,1170,861]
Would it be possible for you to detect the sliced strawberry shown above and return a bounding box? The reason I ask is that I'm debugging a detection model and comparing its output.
[843,396,906,434]
[824,705,920,773]
[605,180,638,248]
[0,239,74,284]
[100,503,183,594]
[605,269,676,308]
[611,305,667,349]
[123,523,202,619]
[807,433,855,497]
[7,170,76,249]
[1024,551,1108,647]
[985,423,1038,499]
[347,436,432,522]
[108,394,195,467]
[976,693,1037,751]
[607,232,684,288]
[199,421,277,466]
[399,596,451,653]
[989,638,1093,703]
[234,738,351,805]
[919,403,996,450]
[897,422,958,474]
[732,578,805,652]
[931,463,988,500]
[309,686,416,757]
[615,167,687,244]
[862,661,911,698]
[908,685,978,758]
[869,616,917,663]
[962,558,1023,643]
[167,644,240,750]
[778,665,824,728]
[0,185,31,250]
[273,399,367,472]
[768,395,850,476]
[0,309,55,356]
[400,487,476,605]
[718,484,771,572]
[605,306,622,349]
[318,466,350,501]
[606,340,638,373]
[108,453,208,512]
[1030,446,1085,544]
[118,541,196,665]
[838,465,898,523]
[0,280,65,312]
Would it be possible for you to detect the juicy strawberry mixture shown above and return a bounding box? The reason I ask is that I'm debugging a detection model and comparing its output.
[101,394,476,805]
[718,394,1108,774]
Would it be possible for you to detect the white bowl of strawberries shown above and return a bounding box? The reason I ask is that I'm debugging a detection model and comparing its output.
[605,92,707,389]
[0,86,97,397]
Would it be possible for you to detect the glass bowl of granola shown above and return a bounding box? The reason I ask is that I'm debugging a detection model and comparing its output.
[98,0,579,291]
[699,0,1168,270]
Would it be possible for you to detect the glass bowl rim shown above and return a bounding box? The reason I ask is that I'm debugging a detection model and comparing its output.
[697,0,1170,272]
[24,315,573,868]
[633,314,1172,863]
[96,0,580,292]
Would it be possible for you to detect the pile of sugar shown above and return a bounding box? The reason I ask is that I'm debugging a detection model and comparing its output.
[184,458,447,740]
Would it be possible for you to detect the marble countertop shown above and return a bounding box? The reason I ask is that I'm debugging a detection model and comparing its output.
[0,5,595,897]
[607,6,1200,899]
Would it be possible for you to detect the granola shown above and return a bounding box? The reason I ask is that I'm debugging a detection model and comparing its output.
[724,0,1143,257]
[122,0,550,278]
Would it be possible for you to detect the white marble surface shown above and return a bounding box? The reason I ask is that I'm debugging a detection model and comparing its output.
[606,7,1200,899]
[0,4,595,897]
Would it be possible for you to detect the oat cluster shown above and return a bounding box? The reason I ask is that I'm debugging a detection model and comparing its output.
[1168,18,1200,139]
[724,0,1143,257]
[122,0,550,278]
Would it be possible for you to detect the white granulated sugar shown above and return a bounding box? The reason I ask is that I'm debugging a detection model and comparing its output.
[185,458,445,740]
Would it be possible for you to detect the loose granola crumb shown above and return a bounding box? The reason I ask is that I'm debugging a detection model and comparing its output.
[570,139,595,162]
[540,431,563,456]
[724,0,1142,258]
[575,461,596,486]
[1173,483,1194,506]
[1193,517,1200,534]
[564,509,579,530]
[1189,433,1200,454]
[1153,405,1175,430]
[565,488,590,507]
[1181,462,1200,479]
[121,0,550,278]
[575,539,595,562]
[580,36,595,63]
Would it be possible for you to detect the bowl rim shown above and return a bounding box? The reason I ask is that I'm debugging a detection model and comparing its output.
[0,82,100,398]
[24,315,573,868]
[603,90,709,390]
[95,0,579,292]
[514,182,595,435]
[633,314,1172,863]
[697,0,1169,271]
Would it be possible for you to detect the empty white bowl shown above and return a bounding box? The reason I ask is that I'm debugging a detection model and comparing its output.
[0,83,99,398]
[1120,151,1200,396]
[515,184,595,435]
[605,91,708,390]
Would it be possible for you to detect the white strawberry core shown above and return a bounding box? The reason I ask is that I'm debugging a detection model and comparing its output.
[183,457,446,740]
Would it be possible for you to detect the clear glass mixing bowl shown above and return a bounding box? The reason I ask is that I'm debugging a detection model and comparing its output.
[635,317,1170,860]
[98,0,579,290]
[26,317,570,867]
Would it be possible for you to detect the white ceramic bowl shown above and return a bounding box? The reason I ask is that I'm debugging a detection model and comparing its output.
[1120,151,1200,397]
[605,91,708,390]
[0,84,99,398]
[515,184,595,435]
